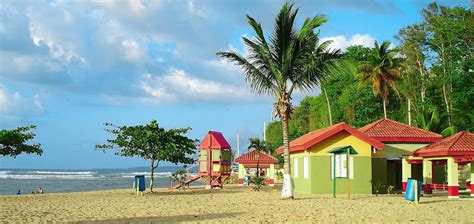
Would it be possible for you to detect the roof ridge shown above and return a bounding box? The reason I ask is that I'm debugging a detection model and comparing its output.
[360,118,385,132]
[445,131,464,151]
[388,118,442,136]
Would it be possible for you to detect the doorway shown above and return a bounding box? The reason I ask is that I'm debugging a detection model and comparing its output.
[387,160,402,190]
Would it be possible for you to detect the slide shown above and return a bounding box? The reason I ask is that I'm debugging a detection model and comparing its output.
[169,175,202,190]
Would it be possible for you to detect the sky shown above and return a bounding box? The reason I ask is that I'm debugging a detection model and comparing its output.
[0,0,469,169]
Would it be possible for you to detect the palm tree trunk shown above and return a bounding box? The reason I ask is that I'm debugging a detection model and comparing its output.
[323,88,333,126]
[281,112,294,199]
[150,159,155,192]
[383,99,387,119]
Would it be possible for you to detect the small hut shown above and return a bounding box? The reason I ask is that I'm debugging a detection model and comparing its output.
[235,149,278,186]
[360,118,442,193]
[198,131,232,189]
[408,131,474,199]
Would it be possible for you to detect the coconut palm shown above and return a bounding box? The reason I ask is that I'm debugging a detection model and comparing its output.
[248,137,270,178]
[416,105,455,137]
[217,3,344,199]
[357,41,404,118]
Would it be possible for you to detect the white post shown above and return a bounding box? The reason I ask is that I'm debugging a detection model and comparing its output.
[263,121,266,141]
[408,99,412,126]
[236,134,240,157]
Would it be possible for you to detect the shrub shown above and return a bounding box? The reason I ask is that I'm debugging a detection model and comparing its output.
[251,176,266,191]
[372,180,386,196]
[275,170,283,180]
[171,169,188,190]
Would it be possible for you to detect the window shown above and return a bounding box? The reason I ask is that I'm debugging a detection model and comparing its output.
[294,157,298,178]
[330,154,354,179]
[303,157,309,179]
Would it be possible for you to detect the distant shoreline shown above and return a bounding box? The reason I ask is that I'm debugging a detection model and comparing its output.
[0,167,201,195]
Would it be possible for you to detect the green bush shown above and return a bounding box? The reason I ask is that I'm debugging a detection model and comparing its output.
[251,176,266,191]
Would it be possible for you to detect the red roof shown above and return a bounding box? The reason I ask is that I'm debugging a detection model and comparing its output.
[413,131,474,157]
[359,118,442,143]
[276,122,384,154]
[199,131,231,149]
[235,149,278,164]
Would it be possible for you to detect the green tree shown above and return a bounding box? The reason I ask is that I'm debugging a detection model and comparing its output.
[96,120,196,192]
[265,121,282,151]
[416,105,455,137]
[357,41,404,118]
[0,125,42,158]
[217,3,345,199]
[396,3,472,132]
[396,24,428,125]
[421,2,472,130]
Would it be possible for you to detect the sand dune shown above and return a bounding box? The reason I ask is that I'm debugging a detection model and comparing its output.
[1,185,472,223]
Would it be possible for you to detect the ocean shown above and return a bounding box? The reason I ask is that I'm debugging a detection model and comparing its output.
[0,166,200,195]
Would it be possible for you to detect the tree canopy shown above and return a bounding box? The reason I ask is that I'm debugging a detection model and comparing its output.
[264,2,472,149]
[96,120,196,191]
[0,125,42,158]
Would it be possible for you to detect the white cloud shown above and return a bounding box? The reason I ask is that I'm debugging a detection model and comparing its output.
[91,0,162,17]
[27,7,86,65]
[0,85,44,122]
[320,34,376,51]
[141,68,254,103]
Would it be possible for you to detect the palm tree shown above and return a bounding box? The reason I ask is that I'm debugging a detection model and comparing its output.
[416,105,455,137]
[217,3,344,199]
[357,41,404,118]
[248,137,269,178]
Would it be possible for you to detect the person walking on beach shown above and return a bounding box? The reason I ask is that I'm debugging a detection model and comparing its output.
[16,190,21,195]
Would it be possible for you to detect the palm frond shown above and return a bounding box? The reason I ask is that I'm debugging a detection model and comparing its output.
[216,51,276,95]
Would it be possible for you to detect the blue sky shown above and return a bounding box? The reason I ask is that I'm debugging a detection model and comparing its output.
[0,0,469,169]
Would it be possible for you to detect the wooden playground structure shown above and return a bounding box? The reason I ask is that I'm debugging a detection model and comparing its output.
[169,131,232,190]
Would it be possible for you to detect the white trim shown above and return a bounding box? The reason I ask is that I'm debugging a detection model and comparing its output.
[303,156,309,179]
[448,196,460,199]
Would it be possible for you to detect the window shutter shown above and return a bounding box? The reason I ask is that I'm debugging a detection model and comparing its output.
[330,155,334,179]
[303,157,309,179]
[350,156,354,179]
[294,158,298,178]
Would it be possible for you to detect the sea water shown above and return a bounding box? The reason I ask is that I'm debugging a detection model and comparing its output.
[0,166,200,195]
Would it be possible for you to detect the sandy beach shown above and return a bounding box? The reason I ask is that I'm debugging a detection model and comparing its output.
[1,185,472,223]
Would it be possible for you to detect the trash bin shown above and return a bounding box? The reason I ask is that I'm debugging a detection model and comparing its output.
[134,175,146,192]
[405,178,422,202]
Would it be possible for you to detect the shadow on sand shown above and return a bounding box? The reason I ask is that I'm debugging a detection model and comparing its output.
[76,212,244,223]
